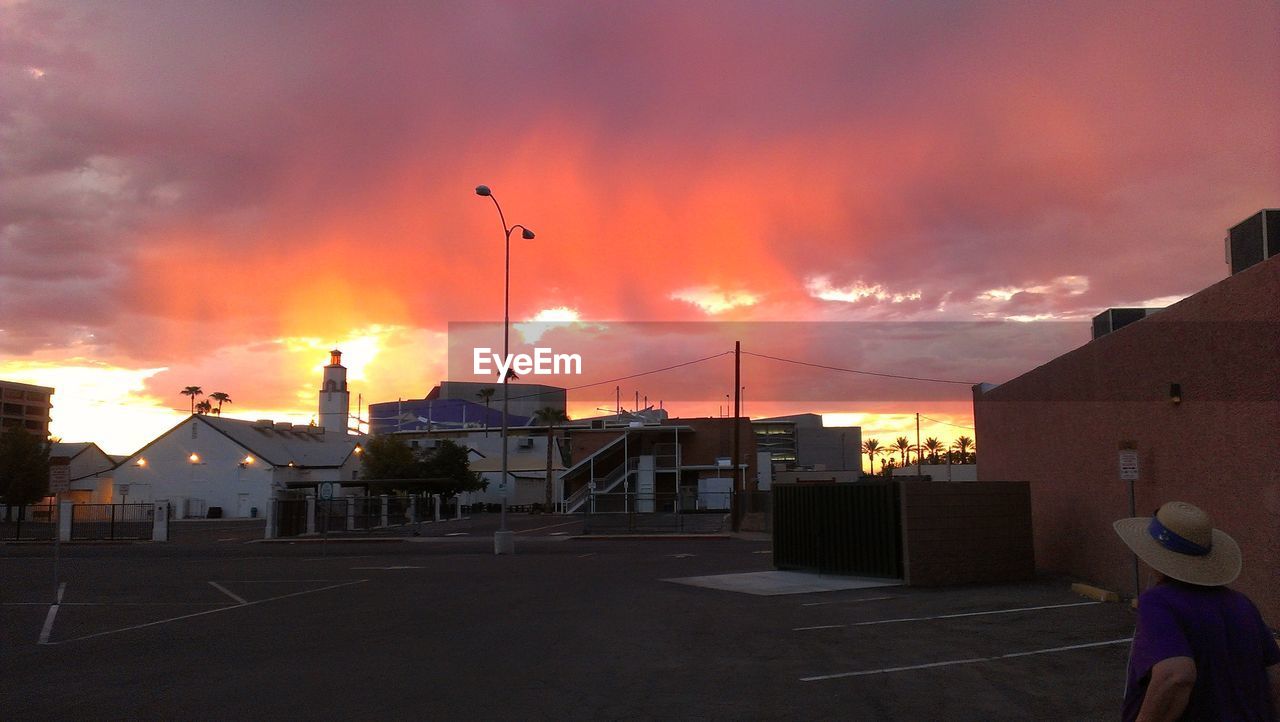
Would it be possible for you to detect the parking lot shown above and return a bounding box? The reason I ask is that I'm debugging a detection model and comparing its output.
[1,524,1137,720]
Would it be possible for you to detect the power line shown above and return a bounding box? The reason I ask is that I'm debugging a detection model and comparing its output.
[919,414,975,431]
[740,350,978,386]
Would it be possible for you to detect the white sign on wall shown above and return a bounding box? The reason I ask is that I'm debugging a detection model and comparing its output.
[1119,450,1139,481]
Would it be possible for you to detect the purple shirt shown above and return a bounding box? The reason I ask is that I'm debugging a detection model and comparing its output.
[1124,581,1280,721]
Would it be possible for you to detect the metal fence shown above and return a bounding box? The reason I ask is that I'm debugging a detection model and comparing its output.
[772,482,903,578]
[0,504,57,541]
[583,492,730,534]
[274,495,430,537]
[71,503,156,541]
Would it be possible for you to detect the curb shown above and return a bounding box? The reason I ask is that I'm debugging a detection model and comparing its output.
[1070,582,1120,603]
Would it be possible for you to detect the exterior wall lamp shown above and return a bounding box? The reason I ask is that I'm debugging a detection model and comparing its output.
[1169,383,1182,405]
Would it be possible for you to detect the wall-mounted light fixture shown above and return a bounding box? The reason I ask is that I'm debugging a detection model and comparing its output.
[136,458,147,467]
[243,455,254,465]
[353,444,363,455]
[1169,383,1182,405]
[188,452,201,463]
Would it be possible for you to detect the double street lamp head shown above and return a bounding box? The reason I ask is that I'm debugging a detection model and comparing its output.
[475,183,536,238]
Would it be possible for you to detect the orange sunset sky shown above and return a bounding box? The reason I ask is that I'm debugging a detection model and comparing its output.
[1,1,1277,458]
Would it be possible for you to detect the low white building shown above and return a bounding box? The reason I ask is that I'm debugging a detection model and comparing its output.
[113,416,363,518]
[50,442,117,503]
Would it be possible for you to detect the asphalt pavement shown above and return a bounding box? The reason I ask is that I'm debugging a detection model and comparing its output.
[1,520,1136,720]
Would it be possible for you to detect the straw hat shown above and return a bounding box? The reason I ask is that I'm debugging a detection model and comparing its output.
[1113,501,1241,587]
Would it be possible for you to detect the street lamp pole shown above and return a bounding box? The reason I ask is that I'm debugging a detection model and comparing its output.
[475,184,535,555]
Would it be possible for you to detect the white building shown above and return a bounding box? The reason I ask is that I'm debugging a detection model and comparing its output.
[50,442,117,503]
[112,416,363,518]
[318,349,351,432]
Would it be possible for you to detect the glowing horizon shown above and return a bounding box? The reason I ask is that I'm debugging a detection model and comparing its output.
[1,1,1276,456]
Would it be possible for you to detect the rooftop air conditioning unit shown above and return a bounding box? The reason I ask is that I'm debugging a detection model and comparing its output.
[308,426,324,435]
[517,437,535,449]
[1091,308,1162,340]
[590,419,606,430]
[253,420,273,429]
[274,422,292,430]
[1226,209,1279,275]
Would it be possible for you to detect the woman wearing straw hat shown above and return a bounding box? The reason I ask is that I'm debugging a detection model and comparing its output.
[1115,501,1280,721]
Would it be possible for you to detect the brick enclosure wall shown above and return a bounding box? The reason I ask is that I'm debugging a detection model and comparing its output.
[975,257,1280,622]
[899,481,1035,586]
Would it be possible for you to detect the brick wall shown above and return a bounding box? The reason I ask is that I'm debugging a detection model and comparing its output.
[899,481,1035,586]
[975,256,1280,622]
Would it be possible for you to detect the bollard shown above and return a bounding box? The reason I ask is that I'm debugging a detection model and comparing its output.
[264,498,277,539]
[305,495,316,535]
[346,496,356,531]
[433,494,441,522]
[152,502,169,541]
[58,500,73,542]
[380,494,389,528]
[408,495,417,524]
[455,496,462,520]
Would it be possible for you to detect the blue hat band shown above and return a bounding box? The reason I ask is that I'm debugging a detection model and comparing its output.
[1148,517,1212,557]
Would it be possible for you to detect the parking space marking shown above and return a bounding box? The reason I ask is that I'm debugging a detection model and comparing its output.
[37,582,66,645]
[577,553,596,558]
[515,520,580,535]
[352,566,424,570]
[800,638,1132,681]
[47,579,368,645]
[793,601,1099,631]
[801,595,897,607]
[208,581,247,605]
[445,532,470,537]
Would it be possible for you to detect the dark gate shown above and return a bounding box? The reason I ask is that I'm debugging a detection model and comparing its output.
[70,503,154,540]
[0,504,57,540]
[275,498,308,537]
[773,482,903,578]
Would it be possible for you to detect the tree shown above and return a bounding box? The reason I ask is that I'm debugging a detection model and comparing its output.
[423,439,486,497]
[195,399,213,415]
[893,436,913,467]
[361,435,420,482]
[533,406,569,510]
[952,435,975,464]
[923,437,944,464]
[476,387,495,437]
[180,386,203,414]
[209,392,232,415]
[0,426,50,520]
[860,438,884,476]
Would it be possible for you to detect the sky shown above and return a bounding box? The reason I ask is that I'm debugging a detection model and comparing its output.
[1,1,1277,459]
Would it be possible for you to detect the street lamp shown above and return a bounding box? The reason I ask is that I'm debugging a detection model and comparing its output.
[475,184,535,555]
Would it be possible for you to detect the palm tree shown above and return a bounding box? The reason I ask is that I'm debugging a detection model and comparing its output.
[532,406,569,511]
[893,436,913,467]
[860,438,884,476]
[194,399,212,415]
[209,392,232,415]
[923,437,944,464]
[951,435,975,464]
[180,386,203,415]
[476,387,496,437]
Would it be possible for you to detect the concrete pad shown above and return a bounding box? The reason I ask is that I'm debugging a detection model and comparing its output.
[666,570,901,596]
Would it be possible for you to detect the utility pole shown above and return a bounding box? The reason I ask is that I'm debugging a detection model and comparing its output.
[915,412,922,477]
[732,341,742,532]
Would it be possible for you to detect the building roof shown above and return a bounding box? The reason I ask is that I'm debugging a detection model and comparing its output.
[199,416,361,468]
[50,442,96,460]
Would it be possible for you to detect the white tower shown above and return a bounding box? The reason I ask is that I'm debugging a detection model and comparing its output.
[318,349,350,434]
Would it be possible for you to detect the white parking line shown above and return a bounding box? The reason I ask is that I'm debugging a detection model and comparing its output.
[208,581,247,605]
[48,580,368,645]
[515,520,580,535]
[800,638,1132,681]
[801,595,897,607]
[793,601,1100,631]
[37,582,66,645]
